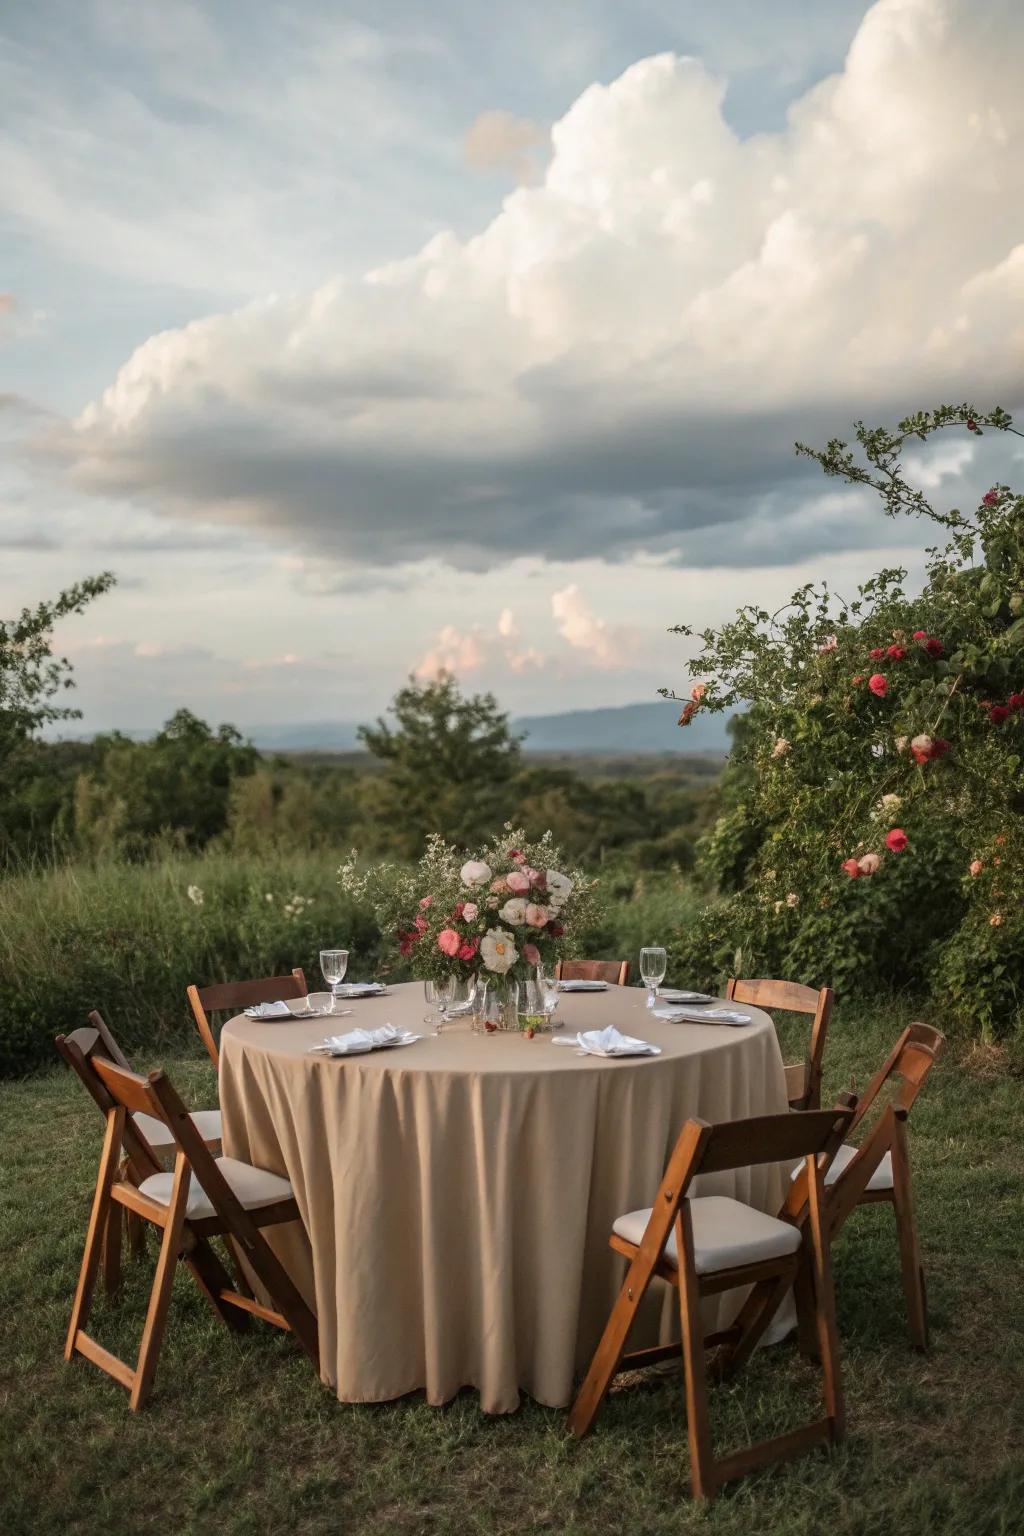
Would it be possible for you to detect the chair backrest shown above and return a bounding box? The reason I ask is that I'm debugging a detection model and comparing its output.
[848,1022,944,1128]
[726,977,834,1109]
[55,1025,163,1181]
[187,968,307,1066]
[556,958,630,986]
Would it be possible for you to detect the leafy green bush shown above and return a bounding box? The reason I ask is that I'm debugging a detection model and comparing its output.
[666,405,1024,1039]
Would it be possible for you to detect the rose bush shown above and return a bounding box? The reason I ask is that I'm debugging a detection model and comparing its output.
[664,404,1024,1039]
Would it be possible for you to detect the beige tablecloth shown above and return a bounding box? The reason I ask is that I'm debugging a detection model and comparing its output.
[219,984,789,1413]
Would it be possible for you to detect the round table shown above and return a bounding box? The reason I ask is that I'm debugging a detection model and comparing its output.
[219,984,789,1413]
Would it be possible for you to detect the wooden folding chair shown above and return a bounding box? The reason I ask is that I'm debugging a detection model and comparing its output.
[725,977,834,1109]
[809,1022,944,1350]
[56,1020,223,1294]
[556,958,630,986]
[568,1105,854,1501]
[187,968,307,1067]
[63,1056,318,1410]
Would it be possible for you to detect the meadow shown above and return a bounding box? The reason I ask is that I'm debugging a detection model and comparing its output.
[2,1004,1023,1535]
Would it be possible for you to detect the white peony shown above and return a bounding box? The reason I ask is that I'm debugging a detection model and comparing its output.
[480,927,518,974]
[545,869,573,910]
[499,897,528,926]
[460,859,492,888]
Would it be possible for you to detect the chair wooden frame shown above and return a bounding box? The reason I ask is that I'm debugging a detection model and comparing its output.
[62,1054,318,1410]
[568,1105,854,1501]
[187,968,307,1067]
[820,1022,944,1350]
[555,958,630,986]
[725,977,834,1110]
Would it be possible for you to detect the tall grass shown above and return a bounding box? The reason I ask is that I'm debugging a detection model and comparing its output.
[0,851,700,1075]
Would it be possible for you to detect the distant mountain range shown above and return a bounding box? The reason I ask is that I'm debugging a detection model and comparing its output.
[242,701,732,756]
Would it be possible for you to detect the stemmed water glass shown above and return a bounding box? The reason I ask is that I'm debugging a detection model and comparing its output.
[320,948,349,1014]
[424,977,454,1034]
[639,946,667,1010]
[538,965,561,1028]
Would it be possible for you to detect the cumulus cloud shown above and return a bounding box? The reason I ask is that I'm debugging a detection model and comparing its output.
[463,110,548,184]
[46,0,1024,574]
[552,584,635,667]
[414,609,548,680]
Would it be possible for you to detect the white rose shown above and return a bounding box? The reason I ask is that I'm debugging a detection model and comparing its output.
[499,897,528,926]
[480,927,518,975]
[460,860,493,888]
[545,870,573,910]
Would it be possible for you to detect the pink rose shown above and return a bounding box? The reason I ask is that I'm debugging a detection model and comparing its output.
[414,914,429,933]
[885,828,908,853]
[462,901,479,922]
[506,870,531,894]
[490,876,509,894]
[524,867,542,884]
[437,928,461,957]
[525,903,548,927]
[841,858,861,879]
[690,682,706,701]
[858,852,881,876]
[983,488,999,507]
[458,938,479,961]
[521,942,540,965]
[868,674,888,697]
[969,859,983,877]
[419,895,433,909]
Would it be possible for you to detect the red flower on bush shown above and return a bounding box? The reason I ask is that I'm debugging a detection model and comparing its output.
[885,828,908,852]
[924,637,943,658]
[868,673,888,697]
[912,630,927,640]
[932,737,950,758]
[869,647,885,660]
[1008,693,1024,711]
[983,488,999,507]
[887,644,907,660]
[990,704,1010,725]
[841,858,862,879]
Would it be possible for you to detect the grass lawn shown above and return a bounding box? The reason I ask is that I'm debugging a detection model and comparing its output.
[2,1005,1023,1536]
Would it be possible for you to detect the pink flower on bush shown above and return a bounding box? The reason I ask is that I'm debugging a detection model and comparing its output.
[983,488,999,507]
[419,895,433,909]
[990,913,1003,927]
[858,852,882,875]
[462,901,479,922]
[506,870,531,894]
[818,635,838,654]
[969,859,984,877]
[885,828,908,853]
[912,630,927,641]
[452,901,465,920]
[910,733,933,764]
[398,930,418,956]
[690,682,707,701]
[521,942,540,965]
[525,903,548,927]
[869,646,885,660]
[887,644,906,660]
[414,914,429,933]
[458,938,479,961]
[437,928,461,957]
[868,674,888,697]
[841,858,861,879]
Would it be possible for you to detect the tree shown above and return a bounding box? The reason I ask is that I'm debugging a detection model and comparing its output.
[665,404,1024,1038]
[359,674,522,857]
[0,573,115,861]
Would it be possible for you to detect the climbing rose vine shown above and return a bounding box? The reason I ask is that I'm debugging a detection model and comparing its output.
[663,404,1024,1039]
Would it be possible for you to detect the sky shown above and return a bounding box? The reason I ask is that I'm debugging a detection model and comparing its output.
[2,0,1023,735]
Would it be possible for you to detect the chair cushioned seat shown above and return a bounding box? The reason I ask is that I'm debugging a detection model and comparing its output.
[825,1141,894,1192]
[612,1195,802,1274]
[137,1156,293,1221]
[133,1108,222,1149]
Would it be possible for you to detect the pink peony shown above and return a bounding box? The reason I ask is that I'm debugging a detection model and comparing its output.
[841,858,861,879]
[969,859,984,877]
[525,903,549,927]
[458,938,479,961]
[437,928,461,957]
[462,901,479,922]
[521,942,540,965]
[490,876,509,894]
[885,828,908,853]
[868,674,888,697]
[858,853,881,876]
[506,870,531,894]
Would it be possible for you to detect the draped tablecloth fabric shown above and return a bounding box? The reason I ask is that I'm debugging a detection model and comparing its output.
[219,984,789,1413]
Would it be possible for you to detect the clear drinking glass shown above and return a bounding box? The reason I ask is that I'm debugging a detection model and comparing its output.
[320,948,349,1014]
[424,977,454,1034]
[446,976,477,1018]
[480,976,519,1032]
[639,946,668,1009]
[538,965,561,1027]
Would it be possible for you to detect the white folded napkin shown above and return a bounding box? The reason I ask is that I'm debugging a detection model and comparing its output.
[332,982,387,998]
[310,1024,419,1056]
[552,1026,661,1057]
[658,989,714,1004]
[245,1000,292,1019]
[653,1006,751,1027]
[557,979,608,992]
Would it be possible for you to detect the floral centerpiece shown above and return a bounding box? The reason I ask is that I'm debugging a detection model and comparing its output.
[339,825,601,1021]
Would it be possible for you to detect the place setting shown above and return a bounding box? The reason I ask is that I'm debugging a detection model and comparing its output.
[639,945,753,1026]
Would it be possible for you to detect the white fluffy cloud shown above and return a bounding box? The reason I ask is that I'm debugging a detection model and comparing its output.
[48,0,1024,572]
[551,584,634,667]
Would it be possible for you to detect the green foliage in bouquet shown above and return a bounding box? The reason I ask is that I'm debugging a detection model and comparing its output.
[339,824,603,984]
[664,405,1024,1039]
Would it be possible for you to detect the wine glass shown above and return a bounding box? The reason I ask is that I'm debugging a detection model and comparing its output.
[424,977,454,1034]
[538,965,561,1027]
[639,946,667,1010]
[320,948,349,1014]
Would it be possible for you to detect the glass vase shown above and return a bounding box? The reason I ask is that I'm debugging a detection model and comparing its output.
[478,976,520,1032]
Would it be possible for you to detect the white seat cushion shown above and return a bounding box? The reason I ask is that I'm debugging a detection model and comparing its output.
[133,1108,222,1149]
[612,1195,802,1274]
[788,1142,894,1193]
[137,1156,293,1221]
